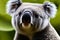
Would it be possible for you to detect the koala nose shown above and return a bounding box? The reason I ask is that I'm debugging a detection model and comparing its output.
[22,13,31,24]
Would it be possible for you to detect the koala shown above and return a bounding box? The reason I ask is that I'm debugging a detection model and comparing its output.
[6,0,60,40]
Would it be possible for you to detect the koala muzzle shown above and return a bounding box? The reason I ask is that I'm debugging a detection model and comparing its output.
[22,13,31,25]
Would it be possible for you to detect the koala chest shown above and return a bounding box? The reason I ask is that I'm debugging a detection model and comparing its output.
[18,31,58,40]
[19,27,33,40]
[18,26,60,40]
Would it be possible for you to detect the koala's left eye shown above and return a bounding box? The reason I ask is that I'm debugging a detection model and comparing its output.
[34,14,39,18]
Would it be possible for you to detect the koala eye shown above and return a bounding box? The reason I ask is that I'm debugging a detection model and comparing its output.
[34,14,39,18]
[19,12,22,16]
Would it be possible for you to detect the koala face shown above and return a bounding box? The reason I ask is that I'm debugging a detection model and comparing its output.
[6,0,57,33]
[11,6,49,32]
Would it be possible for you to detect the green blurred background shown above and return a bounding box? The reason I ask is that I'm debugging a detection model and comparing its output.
[0,0,60,40]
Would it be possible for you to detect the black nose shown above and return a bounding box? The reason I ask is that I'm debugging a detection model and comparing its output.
[22,13,31,23]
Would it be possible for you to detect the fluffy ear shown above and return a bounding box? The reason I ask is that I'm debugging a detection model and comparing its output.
[6,0,22,16]
[43,1,57,18]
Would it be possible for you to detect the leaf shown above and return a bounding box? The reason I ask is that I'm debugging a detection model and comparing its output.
[0,0,14,31]
[0,14,14,31]
[0,31,14,40]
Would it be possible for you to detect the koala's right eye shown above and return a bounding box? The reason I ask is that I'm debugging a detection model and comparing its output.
[19,12,22,16]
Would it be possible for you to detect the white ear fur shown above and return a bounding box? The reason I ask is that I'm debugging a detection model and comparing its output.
[6,0,22,16]
[43,1,57,18]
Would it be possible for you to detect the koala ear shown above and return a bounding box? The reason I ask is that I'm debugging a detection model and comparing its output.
[43,1,57,18]
[6,0,22,16]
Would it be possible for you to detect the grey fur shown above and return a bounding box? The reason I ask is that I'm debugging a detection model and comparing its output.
[6,0,60,40]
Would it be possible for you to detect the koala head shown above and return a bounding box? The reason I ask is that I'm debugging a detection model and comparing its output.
[6,0,57,33]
